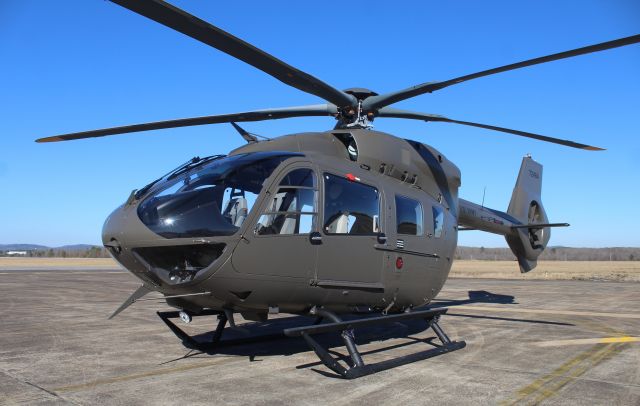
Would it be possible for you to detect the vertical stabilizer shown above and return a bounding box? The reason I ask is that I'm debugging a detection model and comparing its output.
[505,156,550,272]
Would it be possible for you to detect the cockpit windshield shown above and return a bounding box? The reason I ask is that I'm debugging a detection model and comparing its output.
[137,151,302,238]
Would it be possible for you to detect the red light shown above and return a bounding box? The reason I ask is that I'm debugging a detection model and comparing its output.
[346,173,356,182]
[396,257,404,269]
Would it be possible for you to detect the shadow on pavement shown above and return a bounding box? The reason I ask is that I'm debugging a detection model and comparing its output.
[161,290,571,368]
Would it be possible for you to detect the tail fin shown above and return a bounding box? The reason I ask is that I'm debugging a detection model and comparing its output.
[505,155,550,272]
[458,156,567,273]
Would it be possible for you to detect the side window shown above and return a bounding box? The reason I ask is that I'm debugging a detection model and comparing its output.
[396,195,423,236]
[256,168,317,235]
[432,206,444,238]
[323,173,380,235]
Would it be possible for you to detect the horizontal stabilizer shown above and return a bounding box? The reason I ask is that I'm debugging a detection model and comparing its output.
[511,223,569,229]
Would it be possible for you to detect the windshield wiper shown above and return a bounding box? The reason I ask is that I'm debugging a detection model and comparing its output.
[166,154,224,181]
[134,155,225,200]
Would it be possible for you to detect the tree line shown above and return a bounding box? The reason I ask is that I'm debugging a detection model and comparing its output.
[0,246,111,258]
[455,246,640,261]
[2,246,639,261]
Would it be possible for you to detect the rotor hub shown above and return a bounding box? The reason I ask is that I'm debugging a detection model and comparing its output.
[343,88,379,101]
[335,88,379,129]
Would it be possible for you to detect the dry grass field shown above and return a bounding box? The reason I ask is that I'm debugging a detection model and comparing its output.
[1,257,639,281]
[450,260,640,282]
[0,257,119,269]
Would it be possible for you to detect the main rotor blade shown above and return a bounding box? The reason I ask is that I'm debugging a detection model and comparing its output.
[109,0,355,108]
[365,34,640,110]
[377,107,604,151]
[36,104,338,142]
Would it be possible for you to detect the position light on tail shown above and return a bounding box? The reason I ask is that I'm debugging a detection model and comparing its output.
[458,155,568,273]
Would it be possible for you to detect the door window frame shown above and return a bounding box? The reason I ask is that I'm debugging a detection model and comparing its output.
[253,164,319,238]
[321,172,382,236]
[395,194,425,236]
[432,204,445,238]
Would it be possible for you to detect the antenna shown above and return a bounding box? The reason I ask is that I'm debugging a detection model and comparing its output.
[481,186,487,209]
[230,122,271,143]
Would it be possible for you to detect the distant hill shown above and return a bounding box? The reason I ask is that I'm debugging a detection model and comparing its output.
[0,244,49,251]
[0,244,99,251]
[56,244,98,251]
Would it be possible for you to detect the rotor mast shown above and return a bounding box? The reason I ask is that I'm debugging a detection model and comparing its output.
[336,88,379,129]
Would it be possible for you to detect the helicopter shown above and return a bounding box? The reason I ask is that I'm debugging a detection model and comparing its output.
[36,0,639,379]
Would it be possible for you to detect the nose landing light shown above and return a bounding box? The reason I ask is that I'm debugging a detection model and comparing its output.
[104,239,122,255]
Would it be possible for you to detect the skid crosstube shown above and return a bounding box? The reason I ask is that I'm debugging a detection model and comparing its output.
[284,307,465,379]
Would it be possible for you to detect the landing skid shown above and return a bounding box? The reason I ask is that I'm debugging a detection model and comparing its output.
[157,310,286,351]
[157,307,465,378]
[284,307,465,379]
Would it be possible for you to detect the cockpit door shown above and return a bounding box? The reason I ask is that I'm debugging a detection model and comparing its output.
[231,163,319,279]
[315,172,385,287]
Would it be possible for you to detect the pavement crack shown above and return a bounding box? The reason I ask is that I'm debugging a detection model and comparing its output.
[0,368,79,405]
[24,380,65,399]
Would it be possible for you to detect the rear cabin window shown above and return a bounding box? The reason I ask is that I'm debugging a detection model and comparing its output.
[395,195,423,235]
[256,168,317,235]
[323,174,380,235]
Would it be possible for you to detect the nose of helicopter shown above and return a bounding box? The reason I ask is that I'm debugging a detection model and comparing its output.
[101,201,167,281]
[101,199,230,289]
[101,202,152,275]
[102,204,125,254]
[101,200,161,254]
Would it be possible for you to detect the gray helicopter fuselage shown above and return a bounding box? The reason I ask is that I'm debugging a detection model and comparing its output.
[102,129,461,316]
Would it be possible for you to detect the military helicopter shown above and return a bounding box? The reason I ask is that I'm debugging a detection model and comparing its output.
[37,0,639,378]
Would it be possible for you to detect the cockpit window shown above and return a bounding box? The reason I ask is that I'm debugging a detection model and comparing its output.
[256,168,317,235]
[278,168,315,187]
[137,152,302,239]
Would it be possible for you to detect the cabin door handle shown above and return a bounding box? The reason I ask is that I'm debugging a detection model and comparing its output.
[309,232,323,245]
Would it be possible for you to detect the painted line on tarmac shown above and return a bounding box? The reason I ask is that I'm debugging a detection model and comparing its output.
[534,336,640,347]
[452,305,640,320]
[502,342,624,405]
[52,357,233,393]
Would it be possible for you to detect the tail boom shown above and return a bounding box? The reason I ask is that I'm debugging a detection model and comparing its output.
[458,199,519,235]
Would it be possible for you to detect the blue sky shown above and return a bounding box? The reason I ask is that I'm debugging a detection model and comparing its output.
[1,0,639,247]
